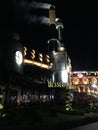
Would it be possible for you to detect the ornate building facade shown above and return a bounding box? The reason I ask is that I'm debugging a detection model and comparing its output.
[71,71,98,98]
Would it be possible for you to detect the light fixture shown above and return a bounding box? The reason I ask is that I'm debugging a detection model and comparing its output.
[77,72,83,78]
[61,70,68,83]
[58,46,65,51]
[15,51,23,65]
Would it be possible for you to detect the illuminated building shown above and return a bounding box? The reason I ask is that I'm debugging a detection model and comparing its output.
[71,71,98,99]
[0,6,82,105]
[23,6,72,87]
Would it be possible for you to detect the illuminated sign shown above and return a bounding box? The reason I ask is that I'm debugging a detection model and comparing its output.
[48,81,67,88]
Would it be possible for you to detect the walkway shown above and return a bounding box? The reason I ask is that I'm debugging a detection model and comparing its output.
[69,122,98,130]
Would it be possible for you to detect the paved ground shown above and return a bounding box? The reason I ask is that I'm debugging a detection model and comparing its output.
[69,122,98,130]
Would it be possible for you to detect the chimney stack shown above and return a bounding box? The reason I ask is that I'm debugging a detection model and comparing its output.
[49,6,56,25]
[47,6,59,52]
[56,18,65,52]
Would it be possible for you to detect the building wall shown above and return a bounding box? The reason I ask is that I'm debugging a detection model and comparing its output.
[71,71,98,95]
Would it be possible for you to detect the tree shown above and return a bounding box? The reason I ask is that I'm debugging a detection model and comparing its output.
[65,90,73,111]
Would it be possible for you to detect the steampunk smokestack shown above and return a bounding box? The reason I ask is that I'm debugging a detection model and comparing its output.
[47,6,59,52]
[49,6,56,25]
[47,6,72,103]
[56,18,63,42]
[56,18,65,51]
[47,6,68,84]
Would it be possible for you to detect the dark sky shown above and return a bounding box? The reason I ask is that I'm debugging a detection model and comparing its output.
[1,0,98,71]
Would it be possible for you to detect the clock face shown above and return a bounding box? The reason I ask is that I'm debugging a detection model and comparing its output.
[15,51,23,65]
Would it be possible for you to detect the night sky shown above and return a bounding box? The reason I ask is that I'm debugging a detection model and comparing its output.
[1,0,98,71]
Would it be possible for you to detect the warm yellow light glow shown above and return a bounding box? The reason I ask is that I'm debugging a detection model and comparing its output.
[24,59,52,69]
[39,53,43,62]
[0,95,3,98]
[31,49,35,60]
[24,47,27,56]
[91,77,97,84]
[49,7,56,25]
[82,77,89,84]
[77,87,81,93]
[87,87,90,93]
[58,47,65,51]
[0,104,3,109]
[46,54,50,63]
[73,78,79,85]
[67,65,71,74]
[83,86,85,92]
